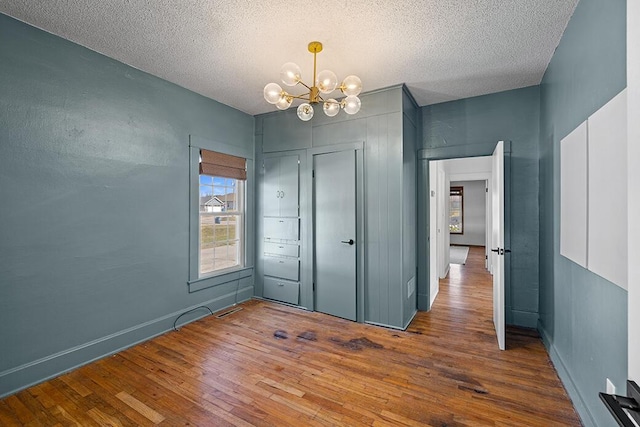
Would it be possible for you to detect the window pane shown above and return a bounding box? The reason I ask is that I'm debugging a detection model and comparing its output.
[198,172,244,276]
[218,220,229,241]
[200,175,213,185]
[213,242,239,270]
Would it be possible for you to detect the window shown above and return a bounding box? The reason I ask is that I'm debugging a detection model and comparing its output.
[199,150,246,277]
[450,186,463,234]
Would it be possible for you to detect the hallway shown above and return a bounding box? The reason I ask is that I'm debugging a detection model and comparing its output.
[435,246,494,328]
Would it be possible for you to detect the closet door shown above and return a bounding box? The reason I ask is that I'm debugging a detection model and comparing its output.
[278,155,299,217]
[263,157,280,217]
[314,150,356,321]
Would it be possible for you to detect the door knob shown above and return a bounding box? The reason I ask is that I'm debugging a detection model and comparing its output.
[341,239,355,245]
[491,248,509,255]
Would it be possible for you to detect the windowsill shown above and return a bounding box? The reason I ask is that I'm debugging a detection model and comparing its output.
[197,265,242,281]
[187,266,253,293]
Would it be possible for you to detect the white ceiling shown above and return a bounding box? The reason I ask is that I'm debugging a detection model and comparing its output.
[1,0,578,116]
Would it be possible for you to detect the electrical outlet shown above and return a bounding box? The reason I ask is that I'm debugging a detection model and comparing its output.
[606,378,616,394]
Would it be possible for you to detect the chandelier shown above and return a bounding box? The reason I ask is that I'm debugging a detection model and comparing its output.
[263,41,362,121]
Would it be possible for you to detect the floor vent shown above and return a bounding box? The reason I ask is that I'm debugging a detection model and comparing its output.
[216,307,243,318]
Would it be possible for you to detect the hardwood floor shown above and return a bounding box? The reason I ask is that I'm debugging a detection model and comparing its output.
[0,247,580,426]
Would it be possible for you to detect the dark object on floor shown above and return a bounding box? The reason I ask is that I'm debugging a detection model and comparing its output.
[273,330,288,339]
[330,336,383,350]
[297,331,317,341]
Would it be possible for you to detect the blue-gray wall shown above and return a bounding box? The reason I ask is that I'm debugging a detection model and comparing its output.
[538,0,627,425]
[420,85,541,327]
[0,14,254,397]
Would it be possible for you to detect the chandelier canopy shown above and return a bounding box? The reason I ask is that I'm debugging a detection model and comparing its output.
[263,41,362,121]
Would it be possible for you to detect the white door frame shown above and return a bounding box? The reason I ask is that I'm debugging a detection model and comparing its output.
[491,141,506,351]
[628,0,639,381]
[428,163,493,308]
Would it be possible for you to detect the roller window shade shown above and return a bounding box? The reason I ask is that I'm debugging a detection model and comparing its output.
[199,149,247,180]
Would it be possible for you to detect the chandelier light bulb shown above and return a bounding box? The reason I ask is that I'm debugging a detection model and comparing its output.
[275,95,292,110]
[343,95,361,115]
[341,75,362,96]
[316,70,338,94]
[323,99,340,117]
[264,83,283,104]
[297,103,314,121]
[280,62,302,87]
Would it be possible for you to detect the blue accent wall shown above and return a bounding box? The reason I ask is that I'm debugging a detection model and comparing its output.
[538,0,627,426]
[0,14,254,396]
[420,85,541,327]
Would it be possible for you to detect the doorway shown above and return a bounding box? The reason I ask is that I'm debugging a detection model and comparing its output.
[428,157,492,307]
[418,141,510,350]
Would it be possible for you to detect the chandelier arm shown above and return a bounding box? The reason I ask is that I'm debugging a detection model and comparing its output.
[289,93,311,100]
[297,81,312,90]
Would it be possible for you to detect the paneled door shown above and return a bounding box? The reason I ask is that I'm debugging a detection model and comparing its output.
[491,141,506,351]
[313,150,356,321]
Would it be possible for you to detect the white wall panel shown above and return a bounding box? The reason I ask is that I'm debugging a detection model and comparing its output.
[588,89,628,290]
[560,121,588,268]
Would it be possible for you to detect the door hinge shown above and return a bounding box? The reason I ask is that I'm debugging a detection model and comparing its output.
[486,187,488,193]
[312,170,315,178]
[312,282,315,291]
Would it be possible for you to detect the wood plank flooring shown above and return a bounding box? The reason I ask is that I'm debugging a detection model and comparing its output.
[0,246,580,426]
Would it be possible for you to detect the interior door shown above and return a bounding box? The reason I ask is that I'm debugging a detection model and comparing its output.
[492,141,506,350]
[314,150,357,321]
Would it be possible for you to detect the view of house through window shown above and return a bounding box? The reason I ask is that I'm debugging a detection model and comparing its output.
[450,186,463,234]
[199,150,246,277]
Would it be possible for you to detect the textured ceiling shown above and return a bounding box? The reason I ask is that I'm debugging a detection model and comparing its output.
[0,0,578,115]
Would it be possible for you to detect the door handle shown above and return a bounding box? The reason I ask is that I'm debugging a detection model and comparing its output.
[341,239,355,245]
[491,248,509,255]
